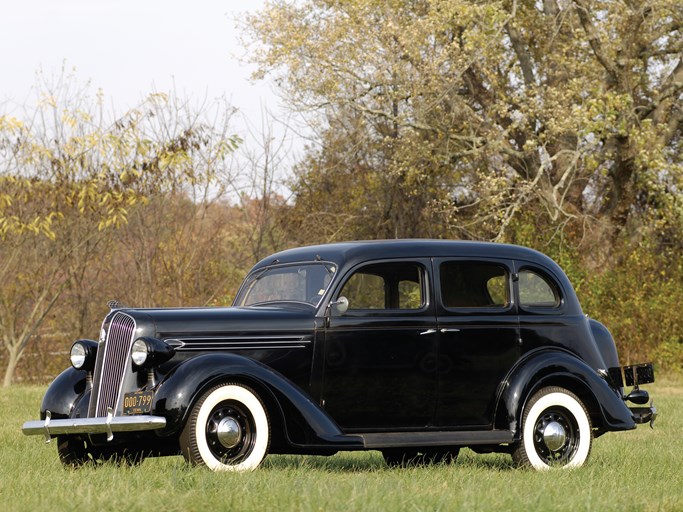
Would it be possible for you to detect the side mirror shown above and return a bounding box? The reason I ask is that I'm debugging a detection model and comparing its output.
[329,296,349,315]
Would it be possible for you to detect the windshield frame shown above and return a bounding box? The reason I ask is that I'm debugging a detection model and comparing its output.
[234,261,338,309]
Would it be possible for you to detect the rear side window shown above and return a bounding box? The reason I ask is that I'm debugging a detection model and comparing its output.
[440,262,509,308]
[518,269,559,307]
[340,262,424,310]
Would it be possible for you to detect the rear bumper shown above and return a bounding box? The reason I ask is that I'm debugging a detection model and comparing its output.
[606,362,657,427]
[22,410,166,442]
[631,405,657,427]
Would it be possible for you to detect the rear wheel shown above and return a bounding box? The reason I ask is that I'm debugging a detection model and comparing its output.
[382,446,460,467]
[512,386,592,470]
[180,383,270,472]
[97,447,146,466]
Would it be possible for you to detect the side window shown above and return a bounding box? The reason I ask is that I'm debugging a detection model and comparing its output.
[342,272,385,309]
[398,280,422,309]
[518,269,559,307]
[440,262,509,308]
[340,262,425,310]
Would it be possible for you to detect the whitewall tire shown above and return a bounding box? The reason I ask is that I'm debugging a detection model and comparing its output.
[180,383,270,472]
[513,386,592,470]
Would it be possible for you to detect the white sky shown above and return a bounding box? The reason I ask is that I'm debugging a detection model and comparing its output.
[0,0,293,158]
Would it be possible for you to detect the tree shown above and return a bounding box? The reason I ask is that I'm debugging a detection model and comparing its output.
[227,108,293,262]
[0,73,240,386]
[245,0,682,246]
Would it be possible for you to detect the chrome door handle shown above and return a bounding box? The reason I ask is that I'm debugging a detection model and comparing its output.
[419,329,437,335]
[440,328,461,333]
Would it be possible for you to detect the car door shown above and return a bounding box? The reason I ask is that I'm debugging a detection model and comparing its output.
[433,258,520,428]
[322,259,438,430]
[515,264,579,355]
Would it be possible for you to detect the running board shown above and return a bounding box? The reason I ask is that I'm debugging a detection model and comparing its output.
[358,430,513,449]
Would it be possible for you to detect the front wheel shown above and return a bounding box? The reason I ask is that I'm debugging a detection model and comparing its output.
[57,435,91,467]
[512,386,592,470]
[180,383,270,472]
[57,436,146,467]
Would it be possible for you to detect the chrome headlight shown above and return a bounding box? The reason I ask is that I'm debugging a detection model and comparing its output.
[130,337,175,370]
[70,340,98,371]
[131,339,149,367]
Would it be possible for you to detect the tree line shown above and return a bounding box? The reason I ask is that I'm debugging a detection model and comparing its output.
[0,74,288,385]
[244,0,682,368]
[1,0,682,385]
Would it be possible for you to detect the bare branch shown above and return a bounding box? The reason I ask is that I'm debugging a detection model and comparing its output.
[505,23,537,87]
[573,0,620,83]
[651,56,683,124]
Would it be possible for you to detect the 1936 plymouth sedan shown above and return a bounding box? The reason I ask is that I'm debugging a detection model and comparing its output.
[23,240,656,471]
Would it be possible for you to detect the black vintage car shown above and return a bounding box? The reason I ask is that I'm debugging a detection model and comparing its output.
[23,240,656,471]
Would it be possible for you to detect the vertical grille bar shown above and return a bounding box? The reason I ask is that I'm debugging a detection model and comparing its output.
[89,312,136,417]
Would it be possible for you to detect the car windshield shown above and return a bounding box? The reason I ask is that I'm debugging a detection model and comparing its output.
[236,262,337,307]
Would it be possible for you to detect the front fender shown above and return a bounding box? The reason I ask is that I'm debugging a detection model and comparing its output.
[152,353,361,449]
[39,367,89,420]
[496,350,636,437]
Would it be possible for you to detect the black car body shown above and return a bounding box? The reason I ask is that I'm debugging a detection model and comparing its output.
[23,240,656,470]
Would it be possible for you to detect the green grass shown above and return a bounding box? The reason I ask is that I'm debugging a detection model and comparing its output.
[1,381,681,512]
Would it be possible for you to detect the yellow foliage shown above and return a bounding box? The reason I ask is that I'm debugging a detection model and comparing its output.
[1,80,239,242]
[246,0,682,242]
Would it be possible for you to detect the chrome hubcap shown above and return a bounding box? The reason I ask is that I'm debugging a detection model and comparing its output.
[216,417,242,449]
[542,421,566,452]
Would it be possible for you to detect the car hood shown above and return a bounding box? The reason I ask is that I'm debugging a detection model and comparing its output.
[109,305,317,339]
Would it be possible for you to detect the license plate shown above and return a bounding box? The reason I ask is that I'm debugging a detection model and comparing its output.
[623,363,655,386]
[122,390,154,415]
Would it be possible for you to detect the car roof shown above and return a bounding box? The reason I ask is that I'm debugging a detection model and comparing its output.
[253,239,558,272]
[248,239,582,314]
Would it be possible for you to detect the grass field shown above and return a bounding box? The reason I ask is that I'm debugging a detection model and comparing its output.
[1,381,681,512]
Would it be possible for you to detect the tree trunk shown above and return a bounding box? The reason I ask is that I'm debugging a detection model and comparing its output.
[3,344,20,388]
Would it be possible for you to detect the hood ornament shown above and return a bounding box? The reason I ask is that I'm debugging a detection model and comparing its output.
[107,300,126,310]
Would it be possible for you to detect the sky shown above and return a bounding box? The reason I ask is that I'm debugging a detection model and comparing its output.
[0,0,291,159]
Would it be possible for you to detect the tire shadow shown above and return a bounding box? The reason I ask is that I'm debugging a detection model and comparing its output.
[262,448,515,472]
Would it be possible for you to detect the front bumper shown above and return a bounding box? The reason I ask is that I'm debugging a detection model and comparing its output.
[22,409,166,442]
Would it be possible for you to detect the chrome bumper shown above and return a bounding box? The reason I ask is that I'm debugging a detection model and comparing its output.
[631,403,658,428]
[22,409,166,442]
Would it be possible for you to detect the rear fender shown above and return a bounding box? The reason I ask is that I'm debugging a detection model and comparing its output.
[496,350,636,438]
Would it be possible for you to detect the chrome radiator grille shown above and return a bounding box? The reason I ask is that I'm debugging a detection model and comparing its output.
[89,312,136,417]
